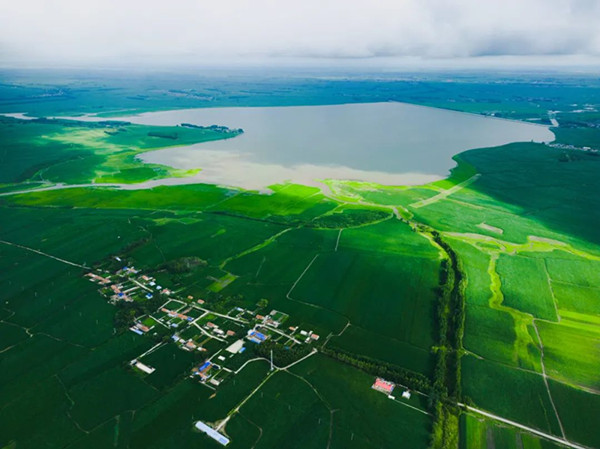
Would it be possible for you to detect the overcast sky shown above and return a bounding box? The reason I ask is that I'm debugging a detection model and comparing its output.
[1,0,600,67]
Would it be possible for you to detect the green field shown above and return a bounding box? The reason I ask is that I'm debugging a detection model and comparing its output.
[1,72,600,448]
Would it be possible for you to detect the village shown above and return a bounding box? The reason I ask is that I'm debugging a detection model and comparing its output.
[85,261,412,446]
[86,262,322,382]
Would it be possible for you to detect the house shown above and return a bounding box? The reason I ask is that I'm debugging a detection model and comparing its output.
[310,333,320,341]
[194,361,213,380]
[402,390,411,400]
[197,299,205,304]
[226,330,236,337]
[136,323,150,333]
[372,378,395,394]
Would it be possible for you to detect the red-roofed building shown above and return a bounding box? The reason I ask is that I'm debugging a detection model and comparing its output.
[372,378,395,394]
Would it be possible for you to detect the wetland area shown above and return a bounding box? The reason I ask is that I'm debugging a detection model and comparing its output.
[55,102,553,190]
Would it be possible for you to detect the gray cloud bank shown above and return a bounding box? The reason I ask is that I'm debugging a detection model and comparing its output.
[1,0,599,66]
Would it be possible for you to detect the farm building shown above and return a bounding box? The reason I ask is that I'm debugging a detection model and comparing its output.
[193,361,213,380]
[372,378,395,394]
[194,421,229,446]
[134,361,155,375]
[247,330,267,344]
[226,339,245,354]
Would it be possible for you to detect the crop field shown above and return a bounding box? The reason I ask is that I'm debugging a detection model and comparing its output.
[536,319,600,389]
[461,356,561,435]
[221,354,432,449]
[139,343,202,390]
[496,254,558,322]
[459,414,563,449]
[548,380,600,448]
[329,324,434,375]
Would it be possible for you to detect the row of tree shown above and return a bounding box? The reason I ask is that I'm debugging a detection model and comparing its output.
[321,346,432,394]
[307,209,391,229]
[428,231,467,449]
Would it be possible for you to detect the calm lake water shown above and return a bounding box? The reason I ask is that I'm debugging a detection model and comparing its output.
[88,103,556,190]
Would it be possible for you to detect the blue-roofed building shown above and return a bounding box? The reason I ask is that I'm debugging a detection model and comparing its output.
[198,361,211,372]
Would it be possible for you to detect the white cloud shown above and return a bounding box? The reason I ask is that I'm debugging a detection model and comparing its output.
[0,0,599,66]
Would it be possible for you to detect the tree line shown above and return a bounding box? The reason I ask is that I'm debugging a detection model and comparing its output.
[320,346,432,394]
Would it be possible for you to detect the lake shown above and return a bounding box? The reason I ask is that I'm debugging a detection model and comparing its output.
[95,103,556,190]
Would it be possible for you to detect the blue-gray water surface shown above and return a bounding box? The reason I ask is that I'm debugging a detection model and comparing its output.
[108,102,554,189]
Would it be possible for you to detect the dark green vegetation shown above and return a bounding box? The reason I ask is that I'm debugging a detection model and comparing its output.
[1,71,600,449]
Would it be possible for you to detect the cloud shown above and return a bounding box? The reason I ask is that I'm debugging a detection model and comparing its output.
[0,0,599,66]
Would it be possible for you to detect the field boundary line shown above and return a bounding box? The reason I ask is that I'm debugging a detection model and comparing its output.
[287,254,320,300]
[334,229,343,251]
[532,320,566,439]
[0,239,88,269]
